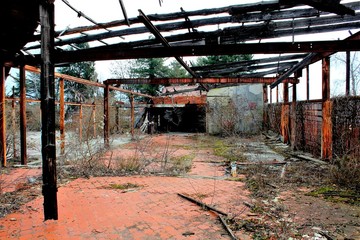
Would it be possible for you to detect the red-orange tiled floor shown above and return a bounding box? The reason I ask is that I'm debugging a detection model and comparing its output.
[0,134,252,240]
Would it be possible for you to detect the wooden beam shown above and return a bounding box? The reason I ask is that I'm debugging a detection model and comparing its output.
[115,106,120,133]
[11,87,16,159]
[25,65,153,98]
[270,53,316,88]
[54,40,360,63]
[291,83,297,149]
[40,0,58,221]
[263,85,268,130]
[272,31,360,88]
[118,0,130,26]
[191,54,308,72]
[108,85,153,98]
[59,78,65,155]
[0,66,6,167]
[321,57,332,160]
[284,83,289,103]
[130,95,134,139]
[294,0,355,16]
[79,104,83,142]
[105,77,298,85]
[197,61,298,77]
[25,3,360,50]
[19,65,27,165]
[306,65,310,100]
[138,9,199,78]
[104,84,110,148]
[346,51,350,96]
[281,83,290,143]
[92,102,96,138]
[322,57,330,101]
[28,1,359,43]
[25,65,105,88]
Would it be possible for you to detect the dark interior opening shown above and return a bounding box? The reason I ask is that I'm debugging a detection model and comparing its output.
[149,104,206,133]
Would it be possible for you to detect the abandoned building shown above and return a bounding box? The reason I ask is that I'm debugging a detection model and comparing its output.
[1,0,360,239]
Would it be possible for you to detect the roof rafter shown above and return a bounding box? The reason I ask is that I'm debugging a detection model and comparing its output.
[104,77,298,85]
[48,40,360,64]
[24,2,360,51]
[271,30,360,88]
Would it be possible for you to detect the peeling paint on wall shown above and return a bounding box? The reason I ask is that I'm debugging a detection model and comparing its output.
[207,84,263,135]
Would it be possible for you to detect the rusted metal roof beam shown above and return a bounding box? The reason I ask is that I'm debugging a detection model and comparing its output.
[24,65,153,98]
[270,53,316,88]
[191,54,308,72]
[118,0,130,26]
[108,85,153,98]
[25,8,360,51]
[52,40,360,63]
[28,1,360,43]
[271,30,360,88]
[197,61,298,77]
[289,0,355,16]
[105,77,298,85]
[138,9,198,78]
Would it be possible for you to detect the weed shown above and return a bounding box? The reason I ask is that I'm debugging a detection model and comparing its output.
[225,177,245,182]
[114,156,144,173]
[330,155,360,192]
[213,139,246,162]
[169,154,194,173]
[108,183,141,190]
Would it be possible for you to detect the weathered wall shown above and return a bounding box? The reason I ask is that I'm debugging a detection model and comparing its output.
[266,103,282,135]
[265,97,360,159]
[207,84,263,135]
[293,101,323,157]
[332,97,360,158]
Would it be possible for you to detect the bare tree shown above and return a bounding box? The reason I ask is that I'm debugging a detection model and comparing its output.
[333,51,360,96]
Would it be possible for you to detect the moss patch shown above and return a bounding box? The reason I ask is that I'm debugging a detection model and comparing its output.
[306,186,360,205]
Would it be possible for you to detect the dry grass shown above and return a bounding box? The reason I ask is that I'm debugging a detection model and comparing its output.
[330,155,360,192]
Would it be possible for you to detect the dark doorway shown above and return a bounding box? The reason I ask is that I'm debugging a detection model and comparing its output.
[150,104,206,133]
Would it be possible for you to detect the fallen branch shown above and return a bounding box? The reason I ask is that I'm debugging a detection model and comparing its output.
[319,231,335,240]
[243,201,255,209]
[218,215,238,240]
[290,154,327,165]
[236,161,286,166]
[266,183,278,189]
[177,193,228,216]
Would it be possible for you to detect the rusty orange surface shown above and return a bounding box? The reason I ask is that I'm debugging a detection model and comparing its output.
[152,95,207,105]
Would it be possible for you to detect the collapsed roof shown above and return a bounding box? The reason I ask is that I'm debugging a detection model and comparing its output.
[1,0,360,88]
